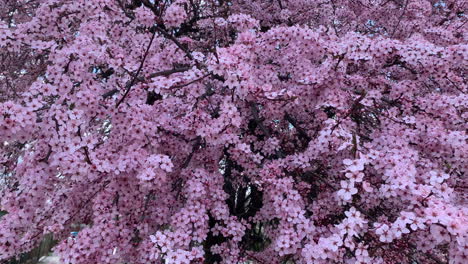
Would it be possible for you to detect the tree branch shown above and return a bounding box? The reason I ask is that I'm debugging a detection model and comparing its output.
[146,66,191,79]
[116,30,157,108]
[390,0,408,38]
[285,112,311,142]
[153,25,194,60]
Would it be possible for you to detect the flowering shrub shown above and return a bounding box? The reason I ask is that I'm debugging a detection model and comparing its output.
[0,0,466,263]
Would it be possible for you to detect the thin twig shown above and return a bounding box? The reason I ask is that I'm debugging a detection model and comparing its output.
[116,30,157,108]
[249,102,270,137]
[170,73,211,91]
[77,125,93,165]
[277,0,283,9]
[181,136,202,168]
[154,26,194,60]
[102,89,119,99]
[445,76,465,93]
[391,0,409,38]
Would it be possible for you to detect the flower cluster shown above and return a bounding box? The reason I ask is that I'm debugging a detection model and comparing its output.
[164,1,188,28]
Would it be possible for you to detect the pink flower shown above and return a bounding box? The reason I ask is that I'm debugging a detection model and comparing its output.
[446,219,465,236]
[343,158,366,172]
[345,171,365,183]
[338,220,357,237]
[362,181,374,192]
[391,220,410,238]
[159,156,174,172]
[429,170,450,185]
[337,180,358,201]
[430,224,451,243]
[409,217,426,231]
[375,223,393,243]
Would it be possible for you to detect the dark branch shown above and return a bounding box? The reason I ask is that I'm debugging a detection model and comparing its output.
[146,66,191,79]
[284,112,311,142]
[116,30,157,108]
[153,26,194,60]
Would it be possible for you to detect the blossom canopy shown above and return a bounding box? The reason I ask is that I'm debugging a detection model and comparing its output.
[0,0,467,264]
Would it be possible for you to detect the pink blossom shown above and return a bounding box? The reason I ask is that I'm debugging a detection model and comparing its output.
[0,1,465,263]
[337,181,358,201]
[343,158,366,172]
[345,171,364,183]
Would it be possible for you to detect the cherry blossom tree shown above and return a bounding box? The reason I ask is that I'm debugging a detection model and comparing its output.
[0,0,467,263]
